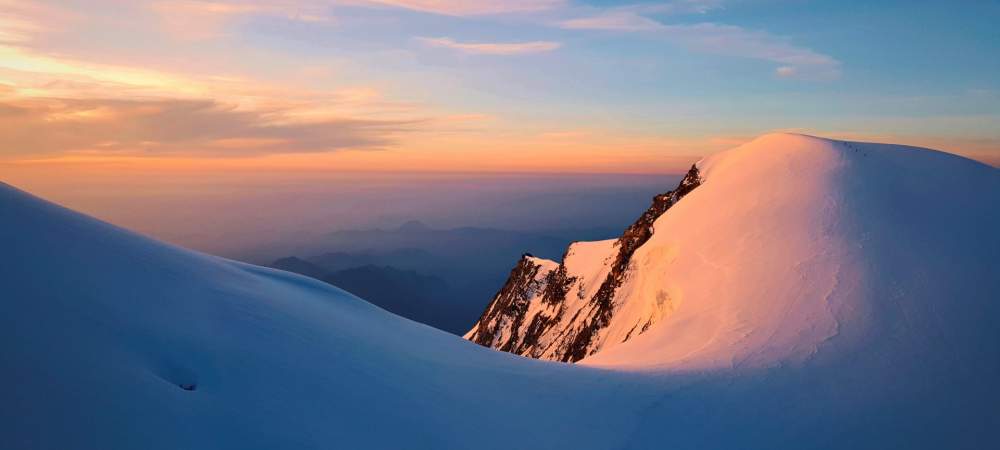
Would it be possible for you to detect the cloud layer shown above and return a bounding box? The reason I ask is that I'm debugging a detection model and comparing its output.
[0,97,416,157]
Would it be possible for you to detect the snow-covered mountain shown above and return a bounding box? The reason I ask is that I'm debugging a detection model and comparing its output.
[3,133,999,449]
[465,165,701,361]
[468,134,1000,371]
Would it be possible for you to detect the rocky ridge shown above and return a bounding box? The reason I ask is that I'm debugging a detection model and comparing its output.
[465,165,702,362]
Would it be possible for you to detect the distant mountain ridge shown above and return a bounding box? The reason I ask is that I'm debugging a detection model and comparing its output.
[268,222,628,334]
[270,257,474,334]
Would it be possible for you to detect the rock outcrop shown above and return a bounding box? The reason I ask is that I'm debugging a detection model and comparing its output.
[465,165,702,362]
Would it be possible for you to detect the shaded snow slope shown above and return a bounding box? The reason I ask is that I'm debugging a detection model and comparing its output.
[0,181,652,450]
[3,133,1000,449]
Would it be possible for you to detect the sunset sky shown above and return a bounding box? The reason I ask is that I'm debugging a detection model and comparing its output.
[1,0,998,253]
[1,0,997,174]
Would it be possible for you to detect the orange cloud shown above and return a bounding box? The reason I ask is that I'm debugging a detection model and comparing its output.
[0,0,78,44]
[0,10,468,162]
[150,1,266,40]
[0,97,420,157]
[149,1,334,40]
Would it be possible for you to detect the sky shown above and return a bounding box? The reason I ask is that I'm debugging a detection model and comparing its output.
[0,0,997,172]
[0,0,998,254]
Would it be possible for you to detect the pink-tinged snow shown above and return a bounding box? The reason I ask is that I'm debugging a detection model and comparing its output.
[518,238,621,359]
[2,133,999,449]
[588,134,1000,374]
[459,240,622,357]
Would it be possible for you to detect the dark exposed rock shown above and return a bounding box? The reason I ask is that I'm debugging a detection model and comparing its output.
[518,264,575,355]
[562,164,701,362]
[466,165,703,362]
[466,256,555,351]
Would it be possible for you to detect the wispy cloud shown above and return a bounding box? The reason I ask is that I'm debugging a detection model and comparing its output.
[557,7,840,80]
[358,0,565,16]
[667,23,840,80]
[0,9,430,159]
[417,37,561,55]
[150,1,266,40]
[0,0,78,44]
[775,66,798,78]
[0,96,417,157]
[559,0,723,30]
[639,0,724,15]
[559,11,664,31]
[0,2,43,43]
[558,0,723,30]
[150,1,333,40]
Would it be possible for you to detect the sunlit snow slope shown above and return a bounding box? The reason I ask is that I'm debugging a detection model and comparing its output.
[589,133,1000,372]
[2,133,998,449]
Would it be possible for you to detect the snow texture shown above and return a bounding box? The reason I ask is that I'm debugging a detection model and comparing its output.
[2,133,998,449]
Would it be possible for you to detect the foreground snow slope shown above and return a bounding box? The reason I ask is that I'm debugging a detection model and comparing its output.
[3,133,999,449]
[0,175,654,450]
